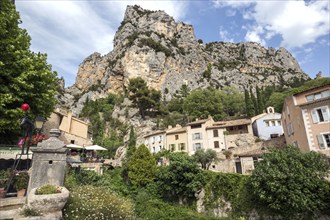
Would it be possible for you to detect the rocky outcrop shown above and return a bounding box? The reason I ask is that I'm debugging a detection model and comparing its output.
[58,5,310,116]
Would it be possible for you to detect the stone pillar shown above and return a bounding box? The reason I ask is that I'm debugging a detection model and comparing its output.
[28,129,67,193]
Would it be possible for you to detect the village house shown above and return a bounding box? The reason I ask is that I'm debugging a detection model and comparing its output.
[186,116,214,155]
[43,108,92,146]
[282,84,330,156]
[252,106,284,140]
[144,130,166,153]
[165,125,188,153]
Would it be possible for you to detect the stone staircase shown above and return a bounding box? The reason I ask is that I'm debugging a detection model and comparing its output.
[0,197,25,220]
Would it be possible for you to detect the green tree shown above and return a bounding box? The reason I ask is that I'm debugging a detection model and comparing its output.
[244,89,254,117]
[220,86,244,117]
[256,86,265,113]
[183,87,224,121]
[249,88,258,115]
[126,126,136,159]
[0,0,58,142]
[156,153,204,203]
[193,148,218,170]
[127,77,161,119]
[249,146,330,217]
[127,144,156,188]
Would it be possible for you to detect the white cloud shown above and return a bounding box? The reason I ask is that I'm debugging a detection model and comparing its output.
[219,26,234,42]
[244,25,266,46]
[15,1,188,87]
[213,0,330,48]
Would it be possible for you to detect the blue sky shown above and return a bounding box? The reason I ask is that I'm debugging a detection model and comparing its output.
[15,0,329,87]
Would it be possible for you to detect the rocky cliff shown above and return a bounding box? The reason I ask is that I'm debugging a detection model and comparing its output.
[59,5,309,115]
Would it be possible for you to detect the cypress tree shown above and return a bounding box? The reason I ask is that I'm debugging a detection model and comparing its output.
[244,89,254,117]
[256,86,265,114]
[250,88,258,115]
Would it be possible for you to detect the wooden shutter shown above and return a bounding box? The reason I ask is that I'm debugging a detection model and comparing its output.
[311,110,319,123]
[317,135,325,149]
[321,107,329,122]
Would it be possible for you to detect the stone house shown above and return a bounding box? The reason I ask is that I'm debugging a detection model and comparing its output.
[282,84,330,156]
[43,108,92,146]
[186,116,214,155]
[165,125,188,153]
[144,130,166,153]
[252,106,284,140]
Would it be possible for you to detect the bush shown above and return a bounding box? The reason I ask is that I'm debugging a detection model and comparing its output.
[20,207,42,217]
[63,185,136,220]
[36,184,60,195]
[13,171,29,190]
[249,146,330,217]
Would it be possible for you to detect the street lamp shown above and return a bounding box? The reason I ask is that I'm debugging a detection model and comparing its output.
[34,116,45,131]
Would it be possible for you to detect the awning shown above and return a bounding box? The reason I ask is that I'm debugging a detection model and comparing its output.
[0,150,33,160]
[66,144,84,149]
[85,145,107,151]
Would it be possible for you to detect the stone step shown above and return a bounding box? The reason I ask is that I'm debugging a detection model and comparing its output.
[0,197,25,220]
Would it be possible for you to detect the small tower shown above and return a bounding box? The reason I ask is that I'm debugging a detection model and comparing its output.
[28,129,67,193]
[266,106,275,114]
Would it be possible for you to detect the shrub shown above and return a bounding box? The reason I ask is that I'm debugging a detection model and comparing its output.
[36,184,60,195]
[63,185,136,220]
[13,171,29,190]
[20,207,42,217]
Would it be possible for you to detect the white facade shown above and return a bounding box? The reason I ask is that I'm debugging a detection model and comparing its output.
[252,107,283,140]
[144,131,166,153]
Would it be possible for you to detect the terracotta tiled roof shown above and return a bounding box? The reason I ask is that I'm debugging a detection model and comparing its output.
[208,118,251,129]
[144,130,166,138]
[238,148,267,157]
[166,127,187,135]
[186,119,209,126]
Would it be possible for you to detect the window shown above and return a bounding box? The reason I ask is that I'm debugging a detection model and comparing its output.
[214,141,219,148]
[191,124,202,129]
[317,133,330,149]
[193,143,202,151]
[179,143,186,151]
[238,125,243,130]
[192,133,202,140]
[306,90,330,102]
[169,144,175,152]
[175,135,179,140]
[213,130,219,137]
[265,121,270,127]
[311,106,329,123]
[277,120,281,126]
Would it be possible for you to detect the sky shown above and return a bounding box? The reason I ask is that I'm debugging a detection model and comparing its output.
[15,0,330,87]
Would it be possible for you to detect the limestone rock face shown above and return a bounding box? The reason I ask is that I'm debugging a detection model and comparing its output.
[58,5,309,116]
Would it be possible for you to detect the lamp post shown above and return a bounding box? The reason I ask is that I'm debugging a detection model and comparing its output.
[34,116,45,133]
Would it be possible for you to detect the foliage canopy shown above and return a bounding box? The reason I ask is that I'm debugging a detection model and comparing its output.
[249,146,330,216]
[0,0,58,142]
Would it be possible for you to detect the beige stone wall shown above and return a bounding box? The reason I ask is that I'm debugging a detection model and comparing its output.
[206,128,226,152]
[166,132,188,153]
[283,85,330,156]
[187,119,214,155]
[43,110,91,146]
[282,96,309,151]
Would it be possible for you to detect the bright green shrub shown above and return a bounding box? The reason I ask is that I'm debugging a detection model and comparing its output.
[63,185,136,220]
[36,184,60,195]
